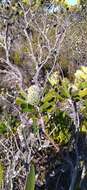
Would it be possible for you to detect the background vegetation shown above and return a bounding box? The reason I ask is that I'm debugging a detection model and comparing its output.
[0,0,87,190]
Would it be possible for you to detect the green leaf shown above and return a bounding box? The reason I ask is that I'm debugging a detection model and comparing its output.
[19,90,27,99]
[84,100,87,107]
[32,118,39,135]
[81,125,87,133]
[60,86,69,98]
[22,0,29,5]
[0,162,4,188]
[40,101,55,112]
[79,82,87,89]
[25,164,35,190]
[60,78,70,98]
[21,104,34,113]
[42,89,57,103]
[0,122,7,134]
[79,88,87,98]
[16,97,26,105]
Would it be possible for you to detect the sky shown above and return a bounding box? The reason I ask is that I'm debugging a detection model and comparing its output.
[66,0,79,6]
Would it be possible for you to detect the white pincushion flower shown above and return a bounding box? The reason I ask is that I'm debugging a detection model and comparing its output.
[75,66,87,87]
[27,85,41,105]
[48,71,59,86]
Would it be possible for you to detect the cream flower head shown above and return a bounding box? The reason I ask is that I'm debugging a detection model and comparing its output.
[27,85,41,105]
